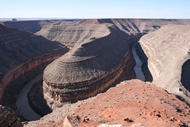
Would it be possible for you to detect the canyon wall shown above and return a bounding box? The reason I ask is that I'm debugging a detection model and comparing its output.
[135,43,153,81]
[0,24,69,108]
[3,18,190,110]
[4,20,52,33]
[41,19,190,105]
[5,19,184,47]
[0,105,23,127]
[43,26,136,104]
[139,24,190,104]
[4,20,78,34]
[4,20,42,33]
[35,19,190,46]
[36,19,111,48]
[181,59,190,92]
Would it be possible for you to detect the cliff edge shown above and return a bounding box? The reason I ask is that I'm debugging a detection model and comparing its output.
[139,24,190,104]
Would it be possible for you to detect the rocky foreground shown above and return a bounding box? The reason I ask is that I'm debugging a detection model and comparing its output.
[26,80,190,127]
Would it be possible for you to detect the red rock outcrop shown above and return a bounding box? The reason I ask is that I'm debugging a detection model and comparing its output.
[26,80,190,127]
[0,24,69,109]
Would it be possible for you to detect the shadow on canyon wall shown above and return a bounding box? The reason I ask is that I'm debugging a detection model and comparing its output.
[27,79,52,116]
[135,42,153,82]
[181,59,190,92]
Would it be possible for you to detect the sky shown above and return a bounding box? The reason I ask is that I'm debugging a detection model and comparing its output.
[1,0,190,19]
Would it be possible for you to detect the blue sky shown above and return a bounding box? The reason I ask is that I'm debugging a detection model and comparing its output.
[1,0,190,19]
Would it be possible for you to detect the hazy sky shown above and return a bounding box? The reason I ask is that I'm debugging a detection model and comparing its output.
[1,0,190,19]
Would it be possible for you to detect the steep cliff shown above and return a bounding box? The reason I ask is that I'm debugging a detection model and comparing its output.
[41,19,190,107]
[36,19,110,48]
[3,19,190,120]
[139,24,190,104]
[0,105,23,127]
[35,19,190,47]
[4,20,52,33]
[181,59,190,92]
[43,26,136,105]
[0,24,69,108]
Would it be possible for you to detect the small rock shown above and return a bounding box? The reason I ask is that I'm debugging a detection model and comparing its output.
[63,116,77,127]
[176,107,182,113]
[170,117,177,122]
[124,118,134,122]
[130,123,147,127]
[97,124,124,127]
[83,116,90,123]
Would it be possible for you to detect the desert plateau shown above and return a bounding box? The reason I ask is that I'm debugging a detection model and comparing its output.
[1,1,190,127]
[0,18,190,127]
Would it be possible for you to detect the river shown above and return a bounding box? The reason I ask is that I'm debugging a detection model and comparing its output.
[131,43,145,81]
[16,74,42,121]
[16,43,145,121]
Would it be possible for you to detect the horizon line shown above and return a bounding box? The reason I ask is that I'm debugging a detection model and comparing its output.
[1,17,190,21]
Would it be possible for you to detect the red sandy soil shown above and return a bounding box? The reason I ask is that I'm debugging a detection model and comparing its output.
[34,80,190,127]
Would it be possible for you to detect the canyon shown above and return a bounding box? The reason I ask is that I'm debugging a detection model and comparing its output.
[40,19,190,108]
[0,24,68,114]
[43,25,136,104]
[1,19,190,126]
[139,24,190,104]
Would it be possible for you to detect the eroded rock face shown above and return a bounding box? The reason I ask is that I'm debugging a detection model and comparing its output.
[43,26,136,104]
[4,20,48,33]
[181,59,190,92]
[42,19,190,106]
[0,105,23,127]
[0,24,69,108]
[139,24,190,104]
[6,19,186,48]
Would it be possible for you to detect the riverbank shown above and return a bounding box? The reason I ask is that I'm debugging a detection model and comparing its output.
[16,74,42,121]
[16,42,145,121]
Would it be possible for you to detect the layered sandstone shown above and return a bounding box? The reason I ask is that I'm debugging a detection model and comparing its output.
[42,19,190,106]
[139,24,190,104]
[43,26,136,104]
[35,19,190,47]
[26,80,190,127]
[36,19,110,48]
[0,105,23,127]
[4,20,51,33]
[0,24,69,108]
